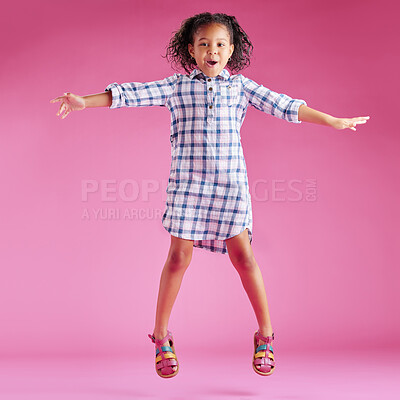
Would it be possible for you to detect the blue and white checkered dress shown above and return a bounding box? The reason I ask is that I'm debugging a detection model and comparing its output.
[105,68,307,254]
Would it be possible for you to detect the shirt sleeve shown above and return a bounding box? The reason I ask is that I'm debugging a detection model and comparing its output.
[240,75,307,123]
[104,73,180,109]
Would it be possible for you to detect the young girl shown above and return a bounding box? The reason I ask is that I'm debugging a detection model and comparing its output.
[50,12,369,378]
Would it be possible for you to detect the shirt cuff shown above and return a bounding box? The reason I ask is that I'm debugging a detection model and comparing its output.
[291,99,307,123]
[104,82,122,109]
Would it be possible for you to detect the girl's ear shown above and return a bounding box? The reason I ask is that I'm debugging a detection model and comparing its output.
[230,44,234,58]
[188,43,194,58]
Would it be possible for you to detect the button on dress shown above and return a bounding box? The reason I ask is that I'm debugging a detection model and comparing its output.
[105,68,307,254]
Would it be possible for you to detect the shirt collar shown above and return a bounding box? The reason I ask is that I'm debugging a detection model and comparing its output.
[189,68,230,81]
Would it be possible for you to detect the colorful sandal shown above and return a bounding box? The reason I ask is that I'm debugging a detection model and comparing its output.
[148,330,179,378]
[253,330,276,376]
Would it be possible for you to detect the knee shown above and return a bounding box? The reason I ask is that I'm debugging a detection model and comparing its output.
[166,249,192,272]
[230,253,257,273]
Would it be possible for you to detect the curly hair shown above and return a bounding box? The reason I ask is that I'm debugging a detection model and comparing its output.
[164,12,253,74]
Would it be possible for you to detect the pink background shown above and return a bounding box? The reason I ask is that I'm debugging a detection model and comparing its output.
[1,0,399,360]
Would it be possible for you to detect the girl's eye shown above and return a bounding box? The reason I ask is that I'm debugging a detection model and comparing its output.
[199,43,225,47]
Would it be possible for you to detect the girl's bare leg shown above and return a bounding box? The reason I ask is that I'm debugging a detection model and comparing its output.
[151,235,193,371]
[225,228,273,370]
[152,234,194,338]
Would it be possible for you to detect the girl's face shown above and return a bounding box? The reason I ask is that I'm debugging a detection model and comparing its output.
[188,23,234,78]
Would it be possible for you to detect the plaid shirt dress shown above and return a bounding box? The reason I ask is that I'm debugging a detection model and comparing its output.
[105,68,307,255]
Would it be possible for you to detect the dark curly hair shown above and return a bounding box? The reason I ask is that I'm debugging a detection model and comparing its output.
[164,12,253,74]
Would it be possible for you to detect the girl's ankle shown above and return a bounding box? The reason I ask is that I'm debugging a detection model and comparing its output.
[153,329,168,340]
[258,327,274,337]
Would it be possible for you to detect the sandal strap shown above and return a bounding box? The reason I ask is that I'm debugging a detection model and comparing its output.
[155,345,174,356]
[255,330,274,343]
[254,357,275,366]
[156,352,177,363]
[256,344,274,353]
[148,330,173,346]
[156,357,178,368]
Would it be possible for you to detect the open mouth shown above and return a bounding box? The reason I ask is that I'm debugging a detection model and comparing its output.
[206,60,218,67]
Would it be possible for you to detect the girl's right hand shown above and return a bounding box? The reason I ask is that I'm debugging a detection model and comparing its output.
[50,92,86,119]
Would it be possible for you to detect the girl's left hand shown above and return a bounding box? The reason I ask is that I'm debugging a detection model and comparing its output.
[331,116,370,132]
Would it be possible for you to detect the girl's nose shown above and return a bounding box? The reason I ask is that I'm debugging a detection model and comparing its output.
[207,47,217,54]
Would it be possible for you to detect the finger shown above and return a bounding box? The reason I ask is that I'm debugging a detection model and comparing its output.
[57,103,66,116]
[355,120,367,125]
[50,96,63,103]
[61,110,70,119]
[56,103,63,116]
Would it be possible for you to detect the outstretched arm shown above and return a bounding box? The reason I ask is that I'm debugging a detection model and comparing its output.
[298,104,370,132]
[51,73,179,119]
